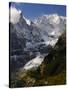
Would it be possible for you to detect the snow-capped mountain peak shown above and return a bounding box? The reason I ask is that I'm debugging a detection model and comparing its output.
[34,13,65,39]
[34,13,65,25]
[23,16,31,25]
[48,14,60,24]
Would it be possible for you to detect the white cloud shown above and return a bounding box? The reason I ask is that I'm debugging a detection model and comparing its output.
[9,7,21,24]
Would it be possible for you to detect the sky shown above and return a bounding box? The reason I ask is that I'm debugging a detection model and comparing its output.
[9,2,66,20]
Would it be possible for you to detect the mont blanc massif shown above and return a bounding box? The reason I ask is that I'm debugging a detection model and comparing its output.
[9,7,66,87]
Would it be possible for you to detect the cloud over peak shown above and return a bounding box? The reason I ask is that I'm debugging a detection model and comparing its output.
[9,7,21,24]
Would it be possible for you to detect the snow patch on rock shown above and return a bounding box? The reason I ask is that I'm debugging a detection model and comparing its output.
[23,16,31,25]
[23,55,44,70]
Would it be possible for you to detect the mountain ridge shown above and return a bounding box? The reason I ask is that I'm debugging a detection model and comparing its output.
[10,7,66,72]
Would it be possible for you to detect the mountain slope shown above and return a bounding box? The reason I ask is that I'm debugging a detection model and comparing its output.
[10,7,66,72]
[9,7,66,87]
[10,31,66,87]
